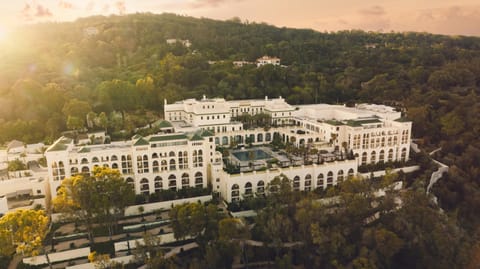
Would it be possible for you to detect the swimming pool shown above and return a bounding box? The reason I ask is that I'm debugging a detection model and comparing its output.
[232,149,272,161]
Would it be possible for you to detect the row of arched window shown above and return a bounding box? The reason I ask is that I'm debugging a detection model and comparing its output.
[215,133,274,146]
[352,134,404,150]
[63,150,203,177]
[230,169,355,201]
[126,172,204,195]
[360,148,407,165]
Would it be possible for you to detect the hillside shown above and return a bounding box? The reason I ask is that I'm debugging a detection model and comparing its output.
[0,12,479,239]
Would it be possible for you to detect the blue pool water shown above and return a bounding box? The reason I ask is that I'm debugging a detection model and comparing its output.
[232,149,271,161]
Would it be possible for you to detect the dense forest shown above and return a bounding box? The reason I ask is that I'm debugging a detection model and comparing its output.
[0,13,479,267]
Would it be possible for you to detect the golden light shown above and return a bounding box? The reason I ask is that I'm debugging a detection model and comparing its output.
[0,25,8,42]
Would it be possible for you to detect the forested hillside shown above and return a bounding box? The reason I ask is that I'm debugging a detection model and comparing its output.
[0,13,479,256]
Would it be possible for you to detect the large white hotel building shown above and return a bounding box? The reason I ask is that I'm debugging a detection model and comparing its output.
[45,96,412,203]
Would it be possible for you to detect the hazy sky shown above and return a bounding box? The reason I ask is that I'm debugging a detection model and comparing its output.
[1,0,480,36]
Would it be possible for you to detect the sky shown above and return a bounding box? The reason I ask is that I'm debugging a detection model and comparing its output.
[1,0,480,37]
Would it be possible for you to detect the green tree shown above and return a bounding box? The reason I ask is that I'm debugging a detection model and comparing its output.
[7,159,27,172]
[96,112,108,132]
[66,115,85,132]
[169,203,207,240]
[134,233,176,269]
[440,111,465,136]
[0,209,52,269]
[62,99,92,121]
[53,167,134,244]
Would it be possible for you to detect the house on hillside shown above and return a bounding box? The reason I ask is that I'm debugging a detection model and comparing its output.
[256,56,280,67]
[166,39,192,47]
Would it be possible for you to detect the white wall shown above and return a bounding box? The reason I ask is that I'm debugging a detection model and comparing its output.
[124,195,212,216]
[23,247,91,265]
[0,196,8,215]
[217,159,358,202]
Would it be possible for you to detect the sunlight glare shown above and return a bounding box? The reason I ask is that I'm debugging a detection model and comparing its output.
[0,26,7,41]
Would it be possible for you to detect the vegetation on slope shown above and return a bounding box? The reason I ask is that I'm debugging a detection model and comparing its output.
[0,13,479,267]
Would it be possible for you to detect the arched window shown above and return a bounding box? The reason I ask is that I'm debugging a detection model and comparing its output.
[169,159,176,170]
[70,167,78,176]
[198,150,203,167]
[305,174,312,191]
[152,161,159,173]
[181,173,189,188]
[244,182,253,197]
[401,148,407,162]
[161,160,168,171]
[154,176,163,192]
[111,155,118,161]
[257,181,265,195]
[126,178,135,190]
[178,151,183,169]
[337,170,344,183]
[371,151,376,164]
[136,156,143,173]
[327,171,333,187]
[81,158,88,164]
[169,151,175,157]
[193,150,198,167]
[152,153,158,159]
[183,151,188,169]
[348,168,355,179]
[257,133,263,143]
[388,149,394,162]
[168,175,177,191]
[195,172,203,188]
[140,178,149,195]
[143,155,149,173]
[112,163,118,169]
[231,184,240,202]
[57,161,65,180]
[379,150,385,163]
[293,176,300,191]
[361,152,367,165]
[121,155,133,174]
[81,166,90,175]
[265,133,271,142]
[317,174,324,189]
[92,157,99,163]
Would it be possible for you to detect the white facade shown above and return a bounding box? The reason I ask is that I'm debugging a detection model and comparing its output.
[291,104,412,165]
[45,132,215,198]
[163,97,412,202]
[256,56,281,67]
[40,98,412,204]
[212,160,357,202]
[0,170,49,215]
[164,96,295,132]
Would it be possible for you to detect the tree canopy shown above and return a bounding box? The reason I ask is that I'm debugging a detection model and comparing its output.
[0,209,52,268]
[53,167,135,243]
